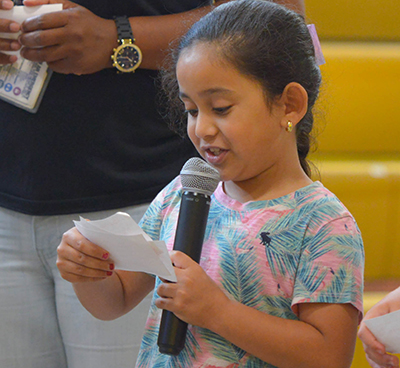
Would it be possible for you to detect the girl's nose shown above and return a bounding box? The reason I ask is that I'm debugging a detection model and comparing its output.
[195,113,218,139]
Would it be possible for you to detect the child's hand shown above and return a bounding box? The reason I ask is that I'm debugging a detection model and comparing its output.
[358,324,397,368]
[358,287,400,368]
[57,227,115,283]
[155,251,230,329]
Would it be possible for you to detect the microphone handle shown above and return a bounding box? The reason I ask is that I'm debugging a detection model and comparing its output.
[157,191,211,356]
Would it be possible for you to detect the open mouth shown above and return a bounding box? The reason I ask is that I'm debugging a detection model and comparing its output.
[204,147,228,164]
[208,148,223,156]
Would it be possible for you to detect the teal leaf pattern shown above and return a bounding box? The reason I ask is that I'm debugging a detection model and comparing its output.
[136,179,364,367]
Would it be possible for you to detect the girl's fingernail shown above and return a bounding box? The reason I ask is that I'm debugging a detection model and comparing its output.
[102,253,109,259]
[106,271,113,276]
[109,263,114,270]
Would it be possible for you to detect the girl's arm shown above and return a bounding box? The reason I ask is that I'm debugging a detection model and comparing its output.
[212,298,358,368]
[157,251,359,368]
[57,227,155,321]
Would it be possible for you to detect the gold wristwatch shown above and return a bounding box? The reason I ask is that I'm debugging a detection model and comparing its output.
[111,16,142,73]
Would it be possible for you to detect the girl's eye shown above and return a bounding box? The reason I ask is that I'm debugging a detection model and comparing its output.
[184,109,198,117]
[213,106,232,114]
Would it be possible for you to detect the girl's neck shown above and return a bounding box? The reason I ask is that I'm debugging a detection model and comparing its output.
[223,168,313,203]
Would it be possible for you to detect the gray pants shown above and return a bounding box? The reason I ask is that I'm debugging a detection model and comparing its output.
[0,204,152,368]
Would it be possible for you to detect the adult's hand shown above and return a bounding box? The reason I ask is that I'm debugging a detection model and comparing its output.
[20,0,117,74]
[0,0,21,65]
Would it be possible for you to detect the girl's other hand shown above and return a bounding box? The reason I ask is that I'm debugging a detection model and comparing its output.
[56,227,115,283]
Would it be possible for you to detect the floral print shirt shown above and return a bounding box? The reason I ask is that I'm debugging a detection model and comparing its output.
[136,179,364,368]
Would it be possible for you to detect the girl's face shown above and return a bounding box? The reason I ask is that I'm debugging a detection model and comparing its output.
[177,43,296,193]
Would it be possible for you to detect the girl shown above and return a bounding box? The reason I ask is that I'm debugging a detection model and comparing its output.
[57,1,364,367]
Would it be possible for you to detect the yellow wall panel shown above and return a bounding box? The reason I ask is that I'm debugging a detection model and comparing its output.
[305,0,400,41]
[313,160,400,279]
[315,42,400,154]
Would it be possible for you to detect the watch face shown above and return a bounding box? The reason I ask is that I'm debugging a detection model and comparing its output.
[115,44,142,72]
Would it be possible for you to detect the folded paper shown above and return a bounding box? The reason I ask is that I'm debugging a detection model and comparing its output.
[74,212,176,282]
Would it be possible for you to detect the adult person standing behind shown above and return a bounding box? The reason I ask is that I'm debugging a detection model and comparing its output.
[0,0,305,367]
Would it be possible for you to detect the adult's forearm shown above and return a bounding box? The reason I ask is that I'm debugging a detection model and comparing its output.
[128,1,225,70]
[128,0,305,70]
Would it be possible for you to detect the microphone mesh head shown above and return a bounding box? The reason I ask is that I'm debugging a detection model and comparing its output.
[180,157,220,196]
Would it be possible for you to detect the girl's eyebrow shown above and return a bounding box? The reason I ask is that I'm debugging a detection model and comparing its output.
[179,88,234,99]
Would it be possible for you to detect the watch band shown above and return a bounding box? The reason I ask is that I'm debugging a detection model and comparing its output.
[112,15,142,73]
[114,16,135,42]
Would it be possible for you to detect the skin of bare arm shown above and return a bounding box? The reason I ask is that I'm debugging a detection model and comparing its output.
[156,251,359,368]
[358,287,400,368]
[12,0,304,74]
[57,227,155,321]
[72,271,155,321]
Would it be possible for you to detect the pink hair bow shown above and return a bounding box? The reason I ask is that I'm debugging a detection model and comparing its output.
[307,24,326,66]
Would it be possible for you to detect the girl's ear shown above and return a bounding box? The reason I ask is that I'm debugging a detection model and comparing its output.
[278,82,308,129]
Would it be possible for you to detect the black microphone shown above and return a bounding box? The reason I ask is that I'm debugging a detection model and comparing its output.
[157,157,220,356]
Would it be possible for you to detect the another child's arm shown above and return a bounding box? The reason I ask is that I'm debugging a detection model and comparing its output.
[358,287,400,368]
[157,251,359,368]
[57,227,155,321]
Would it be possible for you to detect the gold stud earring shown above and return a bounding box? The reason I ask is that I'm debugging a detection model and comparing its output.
[286,121,293,132]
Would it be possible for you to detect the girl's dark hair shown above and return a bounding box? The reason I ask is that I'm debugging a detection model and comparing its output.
[161,0,322,177]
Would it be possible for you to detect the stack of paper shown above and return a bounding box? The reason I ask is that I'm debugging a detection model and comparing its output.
[74,212,176,282]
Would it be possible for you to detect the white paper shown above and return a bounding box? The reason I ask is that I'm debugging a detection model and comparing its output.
[74,212,176,282]
[0,4,63,57]
[364,309,400,353]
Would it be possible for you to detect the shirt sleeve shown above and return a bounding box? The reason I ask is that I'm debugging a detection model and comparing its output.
[139,176,182,242]
[291,215,364,320]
